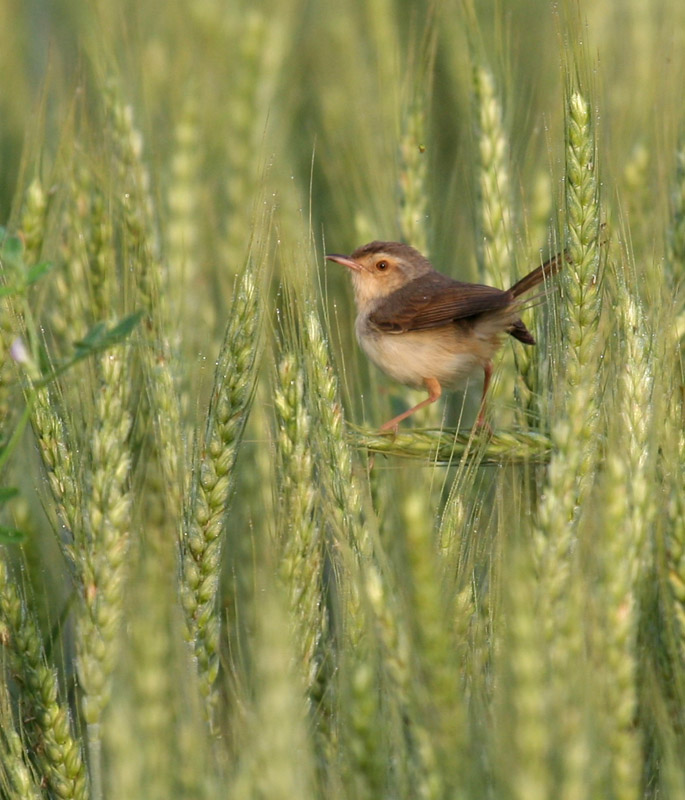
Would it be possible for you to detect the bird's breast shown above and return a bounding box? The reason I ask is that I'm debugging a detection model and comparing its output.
[355,315,500,389]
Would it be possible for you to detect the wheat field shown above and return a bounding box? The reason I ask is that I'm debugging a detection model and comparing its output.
[0,0,684,798]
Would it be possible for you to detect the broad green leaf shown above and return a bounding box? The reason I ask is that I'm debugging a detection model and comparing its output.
[35,311,144,387]
[0,234,25,268]
[26,260,55,285]
[0,487,19,505]
[0,525,25,544]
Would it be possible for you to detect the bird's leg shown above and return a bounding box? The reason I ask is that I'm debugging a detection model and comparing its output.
[476,361,493,430]
[379,377,442,434]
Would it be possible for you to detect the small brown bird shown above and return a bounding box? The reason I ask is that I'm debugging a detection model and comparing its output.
[326,241,562,432]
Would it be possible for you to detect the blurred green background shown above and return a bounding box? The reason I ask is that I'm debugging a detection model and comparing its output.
[3,0,682,267]
[0,1,684,798]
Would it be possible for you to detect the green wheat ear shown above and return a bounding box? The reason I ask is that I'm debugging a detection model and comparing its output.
[181,238,267,729]
[0,678,44,800]
[398,98,429,256]
[599,277,655,798]
[537,87,603,540]
[473,64,514,288]
[0,557,89,800]
[273,346,327,703]
[352,428,552,463]
[534,83,604,795]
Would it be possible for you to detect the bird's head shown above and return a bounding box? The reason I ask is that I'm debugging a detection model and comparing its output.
[326,241,432,308]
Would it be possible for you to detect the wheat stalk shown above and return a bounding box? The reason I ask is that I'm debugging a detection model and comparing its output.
[495,543,551,800]
[666,132,685,299]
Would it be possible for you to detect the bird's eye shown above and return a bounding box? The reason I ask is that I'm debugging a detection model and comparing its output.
[376,260,389,271]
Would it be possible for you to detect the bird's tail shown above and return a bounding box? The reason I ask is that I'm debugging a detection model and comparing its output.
[509,250,566,297]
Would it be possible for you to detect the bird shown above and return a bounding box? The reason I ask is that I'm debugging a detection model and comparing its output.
[326,241,563,432]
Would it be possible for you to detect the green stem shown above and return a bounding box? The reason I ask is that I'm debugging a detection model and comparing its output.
[0,401,31,473]
[87,723,103,800]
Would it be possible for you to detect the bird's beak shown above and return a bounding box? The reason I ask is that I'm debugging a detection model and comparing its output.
[325,253,362,272]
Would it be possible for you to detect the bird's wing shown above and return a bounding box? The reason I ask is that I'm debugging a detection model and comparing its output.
[368,273,513,332]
